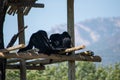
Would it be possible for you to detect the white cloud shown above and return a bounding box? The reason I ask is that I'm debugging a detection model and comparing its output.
[115,20,120,28]
[90,32,100,42]
[75,27,90,46]
[49,23,100,46]
[76,24,100,42]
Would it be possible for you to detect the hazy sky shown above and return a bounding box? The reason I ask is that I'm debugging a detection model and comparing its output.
[4,0,120,46]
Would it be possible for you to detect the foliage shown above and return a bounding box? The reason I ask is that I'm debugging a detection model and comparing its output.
[6,62,120,80]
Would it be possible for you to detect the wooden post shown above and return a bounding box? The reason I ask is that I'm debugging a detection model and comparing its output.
[17,8,25,44]
[67,0,75,80]
[17,6,26,80]
[20,59,26,80]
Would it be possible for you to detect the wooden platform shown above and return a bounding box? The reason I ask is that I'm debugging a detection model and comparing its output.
[0,51,101,70]
[0,51,101,62]
[0,44,101,70]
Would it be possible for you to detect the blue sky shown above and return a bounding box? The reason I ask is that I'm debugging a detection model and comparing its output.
[4,0,120,46]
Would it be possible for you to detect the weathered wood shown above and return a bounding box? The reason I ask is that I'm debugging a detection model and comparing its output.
[59,45,85,54]
[7,0,43,15]
[6,65,45,70]
[17,6,26,80]
[8,2,44,8]
[17,7,25,44]
[0,52,101,62]
[67,0,75,80]
[0,44,25,53]
[0,1,9,80]
[20,59,26,80]
[26,59,65,65]
[23,0,37,15]
[7,58,30,64]
[6,45,85,64]
[7,58,21,64]
[7,58,65,66]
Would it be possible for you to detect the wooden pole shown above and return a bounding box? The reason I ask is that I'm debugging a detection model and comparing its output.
[17,6,26,80]
[0,44,25,53]
[17,8,25,44]
[67,0,75,80]
[0,1,8,80]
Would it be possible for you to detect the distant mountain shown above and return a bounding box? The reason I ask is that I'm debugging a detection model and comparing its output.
[49,17,120,65]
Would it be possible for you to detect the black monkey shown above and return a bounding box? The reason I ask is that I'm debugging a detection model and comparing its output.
[18,30,72,55]
[50,31,72,55]
[18,30,54,55]
[61,32,71,48]
[50,33,63,48]
[50,31,71,49]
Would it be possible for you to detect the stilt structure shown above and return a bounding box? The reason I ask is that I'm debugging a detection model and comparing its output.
[0,0,102,80]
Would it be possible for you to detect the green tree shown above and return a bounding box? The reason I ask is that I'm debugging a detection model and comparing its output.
[6,62,120,80]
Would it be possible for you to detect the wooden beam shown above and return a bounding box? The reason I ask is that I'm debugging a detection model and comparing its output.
[0,44,25,53]
[7,58,65,66]
[26,59,65,65]
[67,0,75,80]
[8,2,44,8]
[6,65,45,70]
[59,45,85,54]
[23,0,37,15]
[7,58,28,64]
[7,58,20,63]
[0,52,101,62]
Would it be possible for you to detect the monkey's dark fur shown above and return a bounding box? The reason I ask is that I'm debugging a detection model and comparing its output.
[18,30,72,55]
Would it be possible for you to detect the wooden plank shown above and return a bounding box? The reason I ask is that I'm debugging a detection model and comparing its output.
[6,65,45,70]
[8,2,44,8]
[26,59,65,65]
[7,58,65,66]
[23,0,37,15]
[7,58,21,64]
[0,44,25,53]
[0,52,101,62]
[0,44,84,54]
[59,45,85,54]
[67,0,75,80]
[7,58,30,64]
[23,7,32,15]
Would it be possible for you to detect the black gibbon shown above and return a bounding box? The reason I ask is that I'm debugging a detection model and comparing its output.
[18,30,72,55]
[50,31,71,49]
